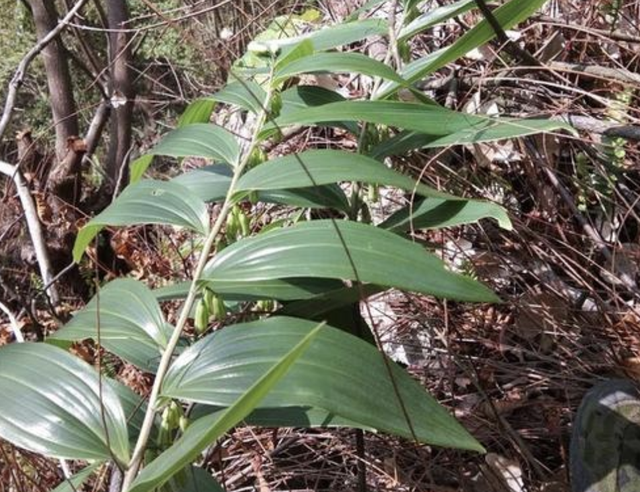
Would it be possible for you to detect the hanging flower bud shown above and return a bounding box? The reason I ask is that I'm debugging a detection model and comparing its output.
[194,299,210,334]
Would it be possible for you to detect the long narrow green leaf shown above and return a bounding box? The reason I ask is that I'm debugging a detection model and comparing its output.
[128,322,324,492]
[376,0,549,98]
[279,85,359,135]
[177,99,216,127]
[247,18,387,54]
[267,100,571,143]
[155,278,343,303]
[275,39,315,71]
[281,85,348,110]
[73,180,209,262]
[167,467,225,492]
[171,165,231,203]
[370,119,575,160]
[192,404,364,429]
[213,80,268,114]
[280,284,386,321]
[202,220,498,302]
[398,0,476,42]
[172,164,350,211]
[162,317,484,451]
[51,463,102,492]
[0,343,130,463]
[130,155,154,184]
[107,378,147,441]
[274,52,405,85]
[345,0,387,21]
[150,123,240,166]
[49,279,172,373]
[381,197,512,232]
[236,149,456,200]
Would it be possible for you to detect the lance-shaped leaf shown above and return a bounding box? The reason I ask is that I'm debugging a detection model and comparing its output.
[376,0,549,98]
[177,99,216,127]
[73,180,209,262]
[131,90,252,181]
[202,220,498,302]
[266,100,571,143]
[274,52,405,85]
[50,279,172,373]
[280,284,386,321]
[398,0,476,42]
[128,322,324,492]
[172,164,349,211]
[150,123,240,166]
[167,467,225,492]
[130,154,155,184]
[236,149,457,200]
[191,403,364,429]
[370,123,575,160]
[213,80,268,114]
[279,85,359,134]
[381,197,512,232]
[346,0,386,21]
[107,378,147,441]
[281,85,349,110]
[247,18,387,54]
[0,343,130,463]
[162,317,484,451]
[155,278,343,303]
[51,463,103,492]
[179,81,268,121]
[172,165,232,203]
[275,39,315,71]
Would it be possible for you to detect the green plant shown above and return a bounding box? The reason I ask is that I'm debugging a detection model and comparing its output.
[0,1,570,491]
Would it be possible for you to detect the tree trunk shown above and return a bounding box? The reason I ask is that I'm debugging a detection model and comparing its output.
[28,0,83,207]
[28,0,79,159]
[105,0,134,191]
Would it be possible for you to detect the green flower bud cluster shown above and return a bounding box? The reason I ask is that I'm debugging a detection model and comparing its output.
[158,401,188,449]
[226,205,252,242]
[194,288,227,334]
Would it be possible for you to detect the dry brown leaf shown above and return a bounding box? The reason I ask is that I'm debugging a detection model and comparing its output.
[515,291,568,342]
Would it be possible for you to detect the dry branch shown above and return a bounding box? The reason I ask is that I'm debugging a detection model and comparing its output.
[0,0,88,306]
[0,161,59,305]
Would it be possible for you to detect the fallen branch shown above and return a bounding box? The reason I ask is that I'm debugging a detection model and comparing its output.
[548,61,640,87]
[0,161,60,305]
[534,14,640,45]
[556,114,640,142]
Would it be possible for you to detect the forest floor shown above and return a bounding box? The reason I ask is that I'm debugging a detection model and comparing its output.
[1,0,640,491]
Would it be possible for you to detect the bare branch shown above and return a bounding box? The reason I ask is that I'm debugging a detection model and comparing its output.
[0,300,24,343]
[0,161,59,306]
[0,0,89,141]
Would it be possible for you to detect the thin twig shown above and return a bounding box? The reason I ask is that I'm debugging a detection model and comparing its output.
[533,14,640,44]
[0,300,24,343]
[473,0,541,67]
[0,0,89,140]
[524,139,639,296]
